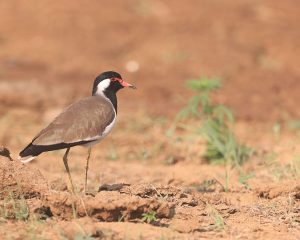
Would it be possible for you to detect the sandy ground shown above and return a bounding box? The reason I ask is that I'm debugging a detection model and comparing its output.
[0,1,300,239]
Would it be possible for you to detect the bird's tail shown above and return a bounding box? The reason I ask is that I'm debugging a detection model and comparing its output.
[18,143,40,163]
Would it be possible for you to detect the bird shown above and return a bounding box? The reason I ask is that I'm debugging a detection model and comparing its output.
[18,71,136,194]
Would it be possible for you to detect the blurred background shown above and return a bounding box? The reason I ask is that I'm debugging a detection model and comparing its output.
[1,0,299,121]
[1,0,300,162]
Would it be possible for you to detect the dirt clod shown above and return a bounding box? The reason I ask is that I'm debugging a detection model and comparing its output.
[98,183,130,192]
[256,183,300,199]
[43,189,175,221]
[0,146,12,161]
[0,156,48,200]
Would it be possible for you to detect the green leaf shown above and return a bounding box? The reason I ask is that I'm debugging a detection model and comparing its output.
[186,78,221,92]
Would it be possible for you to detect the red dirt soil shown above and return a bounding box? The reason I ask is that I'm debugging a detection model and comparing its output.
[0,1,300,239]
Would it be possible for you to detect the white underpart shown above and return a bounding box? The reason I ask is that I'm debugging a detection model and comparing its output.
[82,112,116,147]
[18,155,36,163]
[82,78,116,147]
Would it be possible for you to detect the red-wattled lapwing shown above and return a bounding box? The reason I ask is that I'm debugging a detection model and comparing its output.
[18,71,136,194]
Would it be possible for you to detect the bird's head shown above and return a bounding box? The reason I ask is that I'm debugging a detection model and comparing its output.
[92,71,136,96]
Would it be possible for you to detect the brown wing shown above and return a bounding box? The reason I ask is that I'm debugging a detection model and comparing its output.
[32,96,115,146]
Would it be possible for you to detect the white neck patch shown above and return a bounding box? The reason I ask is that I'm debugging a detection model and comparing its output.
[95,79,111,96]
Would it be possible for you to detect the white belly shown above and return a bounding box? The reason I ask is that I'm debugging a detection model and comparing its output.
[82,112,116,148]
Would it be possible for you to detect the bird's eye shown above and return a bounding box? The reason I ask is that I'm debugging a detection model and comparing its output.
[111,78,122,83]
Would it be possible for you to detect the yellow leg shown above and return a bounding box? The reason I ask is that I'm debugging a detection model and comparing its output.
[84,147,92,194]
[63,148,75,194]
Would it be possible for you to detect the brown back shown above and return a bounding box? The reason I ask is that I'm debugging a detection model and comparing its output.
[32,96,115,145]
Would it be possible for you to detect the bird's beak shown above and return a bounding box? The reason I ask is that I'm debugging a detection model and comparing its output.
[120,79,137,89]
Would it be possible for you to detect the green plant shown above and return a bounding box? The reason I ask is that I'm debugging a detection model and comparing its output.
[270,157,300,181]
[105,146,119,161]
[0,193,29,221]
[224,166,230,192]
[272,121,281,139]
[177,77,221,120]
[194,179,225,192]
[141,211,157,223]
[25,219,48,240]
[263,151,278,166]
[201,113,252,165]
[238,172,255,189]
[290,157,300,178]
[137,148,151,161]
[177,77,253,166]
[207,204,225,231]
[288,119,300,138]
[71,201,78,219]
